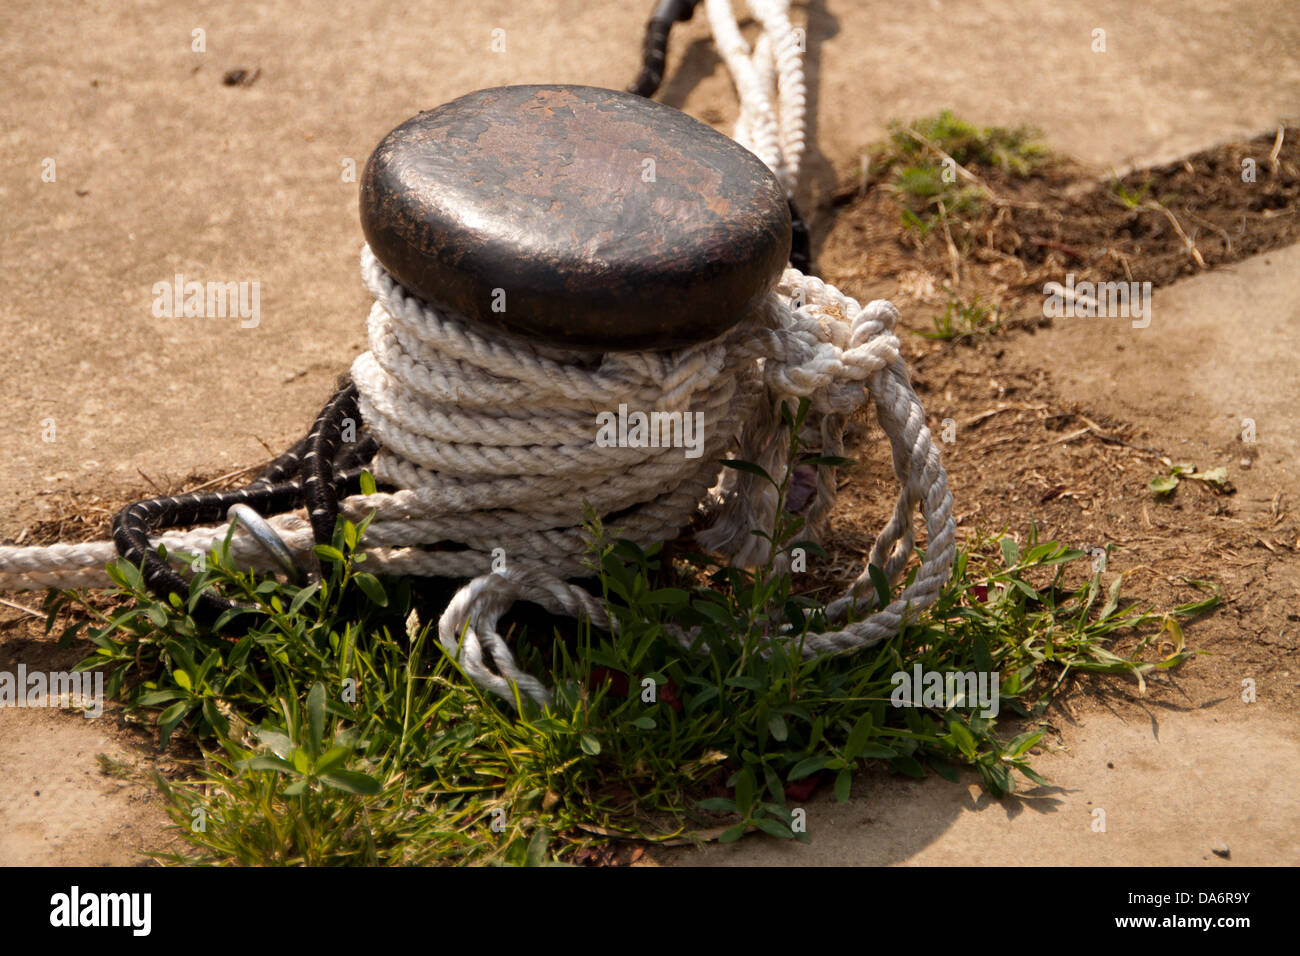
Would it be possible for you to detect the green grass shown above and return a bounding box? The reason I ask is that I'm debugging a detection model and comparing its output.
[43,399,1217,865]
[1108,170,1153,209]
[915,295,1002,341]
[1148,463,1230,497]
[893,110,1050,176]
[869,109,1050,235]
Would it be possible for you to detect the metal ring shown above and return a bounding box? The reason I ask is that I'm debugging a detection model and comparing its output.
[226,503,306,585]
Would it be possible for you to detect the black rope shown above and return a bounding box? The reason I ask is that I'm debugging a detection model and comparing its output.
[788,197,812,273]
[627,0,703,99]
[301,383,366,549]
[112,381,379,631]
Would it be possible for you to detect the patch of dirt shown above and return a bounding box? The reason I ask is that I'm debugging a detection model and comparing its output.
[570,842,647,867]
[829,342,1299,711]
[822,128,1300,315]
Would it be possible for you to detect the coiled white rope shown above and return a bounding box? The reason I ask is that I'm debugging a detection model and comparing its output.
[0,0,955,706]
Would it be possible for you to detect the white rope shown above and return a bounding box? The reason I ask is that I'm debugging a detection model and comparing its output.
[0,0,955,706]
[705,0,807,196]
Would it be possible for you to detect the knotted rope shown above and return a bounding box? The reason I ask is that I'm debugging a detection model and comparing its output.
[0,0,956,706]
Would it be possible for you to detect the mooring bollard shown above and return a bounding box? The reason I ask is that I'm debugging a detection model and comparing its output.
[360,84,792,350]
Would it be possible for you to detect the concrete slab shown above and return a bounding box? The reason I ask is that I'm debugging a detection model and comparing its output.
[0,706,174,866]
[657,706,1300,866]
[1001,244,1300,498]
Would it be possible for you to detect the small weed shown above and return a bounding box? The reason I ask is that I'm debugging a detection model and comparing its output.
[96,753,136,780]
[1148,463,1231,497]
[884,110,1049,176]
[1108,172,1153,209]
[871,109,1050,234]
[916,295,1001,341]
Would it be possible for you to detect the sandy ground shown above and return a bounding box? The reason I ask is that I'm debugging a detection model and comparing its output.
[2,0,1298,865]
[1014,243,1300,486]
[0,708,176,866]
[664,710,1300,866]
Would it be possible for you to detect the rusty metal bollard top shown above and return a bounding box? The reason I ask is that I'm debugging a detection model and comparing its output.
[360,84,792,350]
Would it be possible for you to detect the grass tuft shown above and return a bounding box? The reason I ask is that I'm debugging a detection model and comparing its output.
[915,294,1002,341]
[868,109,1050,235]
